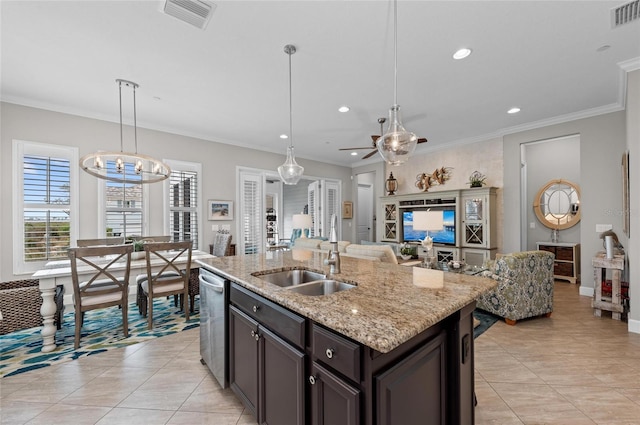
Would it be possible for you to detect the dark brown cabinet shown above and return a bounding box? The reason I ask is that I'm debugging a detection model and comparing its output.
[229,306,259,417]
[229,287,306,425]
[227,282,474,425]
[309,362,361,425]
[376,332,446,425]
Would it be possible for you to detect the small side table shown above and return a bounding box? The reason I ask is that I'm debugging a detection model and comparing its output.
[592,251,626,320]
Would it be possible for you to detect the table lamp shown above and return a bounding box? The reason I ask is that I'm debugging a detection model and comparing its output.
[412,210,444,266]
[292,214,313,239]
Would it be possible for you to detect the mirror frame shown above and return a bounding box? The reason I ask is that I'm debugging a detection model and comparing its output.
[533,179,581,230]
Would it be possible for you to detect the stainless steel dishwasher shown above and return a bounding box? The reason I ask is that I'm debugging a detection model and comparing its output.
[199,267,228,388]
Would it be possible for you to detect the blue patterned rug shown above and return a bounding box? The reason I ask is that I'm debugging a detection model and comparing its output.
[473,309,499,338]
[0,299,199,378]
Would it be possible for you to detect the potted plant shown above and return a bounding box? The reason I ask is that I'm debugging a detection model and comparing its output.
[467,171,486,188]
[399,243,415,260]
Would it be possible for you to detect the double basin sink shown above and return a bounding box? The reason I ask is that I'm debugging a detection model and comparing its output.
[252,268,355,296]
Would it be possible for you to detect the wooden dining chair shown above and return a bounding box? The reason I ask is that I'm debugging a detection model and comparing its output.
[76,237,124,247]
[68,244,133,349]
[138,240,192,329]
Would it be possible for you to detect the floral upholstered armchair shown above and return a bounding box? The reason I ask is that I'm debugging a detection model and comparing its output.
[477,250,555,325]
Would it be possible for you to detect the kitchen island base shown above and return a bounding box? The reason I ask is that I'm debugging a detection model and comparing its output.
[228,282,475,425]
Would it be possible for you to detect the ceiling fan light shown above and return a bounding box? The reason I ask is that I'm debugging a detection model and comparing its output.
[278,146,304,185]
[377,105,417,166]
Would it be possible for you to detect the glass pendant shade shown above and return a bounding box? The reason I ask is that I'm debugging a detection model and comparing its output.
[278,146,304,185]
[277,44,305,185]
[377,105,418,166]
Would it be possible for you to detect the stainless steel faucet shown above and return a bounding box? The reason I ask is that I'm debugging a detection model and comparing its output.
[324,214,340,274]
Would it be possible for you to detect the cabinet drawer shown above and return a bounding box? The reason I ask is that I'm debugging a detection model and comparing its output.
[230,284,305,348]
[554,262,574,277]
[555,247,574,261]
[538,245,555,254]
[311,323,361,383]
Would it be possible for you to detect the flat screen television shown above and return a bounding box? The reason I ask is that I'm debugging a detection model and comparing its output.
[402,209,456,245]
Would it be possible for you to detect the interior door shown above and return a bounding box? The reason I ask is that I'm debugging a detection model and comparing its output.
[357,183,373,243]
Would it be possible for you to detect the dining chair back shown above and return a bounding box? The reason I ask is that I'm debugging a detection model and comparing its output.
[212,233,232,257]
[76,237,124,247]
[131,235,171,243]
[140,240,192,329]
[68,244,133,349]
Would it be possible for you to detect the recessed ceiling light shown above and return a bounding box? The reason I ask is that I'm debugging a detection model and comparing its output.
[453,48,472,60]
[280,134,288,139]
[350,152,358,156]
[338,105,350,113]
[507,107,521,114]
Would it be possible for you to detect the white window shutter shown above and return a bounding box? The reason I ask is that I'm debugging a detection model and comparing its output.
[307,181,320,237]
[240,171,263,254]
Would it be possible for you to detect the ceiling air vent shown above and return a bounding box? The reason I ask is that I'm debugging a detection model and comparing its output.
[162,0,215,30]
[612,0,640,28]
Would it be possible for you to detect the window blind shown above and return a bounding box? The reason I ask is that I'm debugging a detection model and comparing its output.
[104,161,143,238]
[169,169,198,249]
[22,155,71,261]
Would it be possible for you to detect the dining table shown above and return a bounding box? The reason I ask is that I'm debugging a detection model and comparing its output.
[32,249,215,353]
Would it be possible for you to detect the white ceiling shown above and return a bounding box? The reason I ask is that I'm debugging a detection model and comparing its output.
[2,1,639,167]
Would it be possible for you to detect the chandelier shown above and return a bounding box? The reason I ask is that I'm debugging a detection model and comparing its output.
[277,44,305,185]
[377,0,418,166]
[80,79,171,184]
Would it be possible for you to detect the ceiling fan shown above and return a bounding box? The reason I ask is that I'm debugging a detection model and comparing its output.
[340,118,428,160]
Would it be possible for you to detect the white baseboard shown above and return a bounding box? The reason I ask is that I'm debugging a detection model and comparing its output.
[579,285,594,297]
[628,319,640,334]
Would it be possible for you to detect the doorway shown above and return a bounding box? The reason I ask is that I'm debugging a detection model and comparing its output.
[356,172,376,243]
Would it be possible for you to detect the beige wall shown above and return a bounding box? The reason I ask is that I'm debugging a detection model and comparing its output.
[1,102,352,281]
[380,138,505,252]
[503,111,627,295]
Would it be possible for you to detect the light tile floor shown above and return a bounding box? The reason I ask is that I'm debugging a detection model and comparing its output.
[1,282,639,424]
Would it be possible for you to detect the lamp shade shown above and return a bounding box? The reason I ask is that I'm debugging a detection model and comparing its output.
[292,214,312,229]
[412,210,443,231]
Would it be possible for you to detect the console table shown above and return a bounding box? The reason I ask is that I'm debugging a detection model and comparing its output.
[592,251,626,320]
[537,242,580,284]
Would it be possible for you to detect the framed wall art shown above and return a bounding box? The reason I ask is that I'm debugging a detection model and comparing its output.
[342,201,353,219]
[208,200,233,221]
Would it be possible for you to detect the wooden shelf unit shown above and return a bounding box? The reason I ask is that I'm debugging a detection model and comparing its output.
[591,251,626,320]
[537,242,580,284]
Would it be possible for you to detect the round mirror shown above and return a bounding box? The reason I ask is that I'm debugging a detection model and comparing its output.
[533,179,581,230]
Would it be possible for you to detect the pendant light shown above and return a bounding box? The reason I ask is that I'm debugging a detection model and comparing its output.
[80,79,171,184]
[377,0,418,166]
[277,44,304,185]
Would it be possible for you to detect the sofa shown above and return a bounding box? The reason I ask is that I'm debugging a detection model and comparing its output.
[291,238,398,264]
[476,250,555,325]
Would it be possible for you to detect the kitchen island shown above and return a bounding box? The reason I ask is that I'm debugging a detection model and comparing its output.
[197,250,496,425]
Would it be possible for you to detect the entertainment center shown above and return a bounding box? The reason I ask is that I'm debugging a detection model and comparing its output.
[381,187,498,266]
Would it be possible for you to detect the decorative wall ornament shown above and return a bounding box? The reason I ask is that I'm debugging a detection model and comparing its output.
[415,167,453,192]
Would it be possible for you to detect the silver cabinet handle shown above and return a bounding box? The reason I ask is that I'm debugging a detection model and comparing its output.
[309,375,317,385]
[250,330,260,341]
[325,348,334,359]
[253,305,259,313]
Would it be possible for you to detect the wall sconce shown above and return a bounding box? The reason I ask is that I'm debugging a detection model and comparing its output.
[385,172,398,195]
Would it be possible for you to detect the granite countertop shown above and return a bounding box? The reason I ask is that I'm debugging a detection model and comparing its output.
[197,251,497,353]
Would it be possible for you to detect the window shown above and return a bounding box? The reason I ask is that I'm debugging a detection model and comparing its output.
[104,161,144,238]
[239,171,263,254]
[13,140,78,274]
[165,160,201,250]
